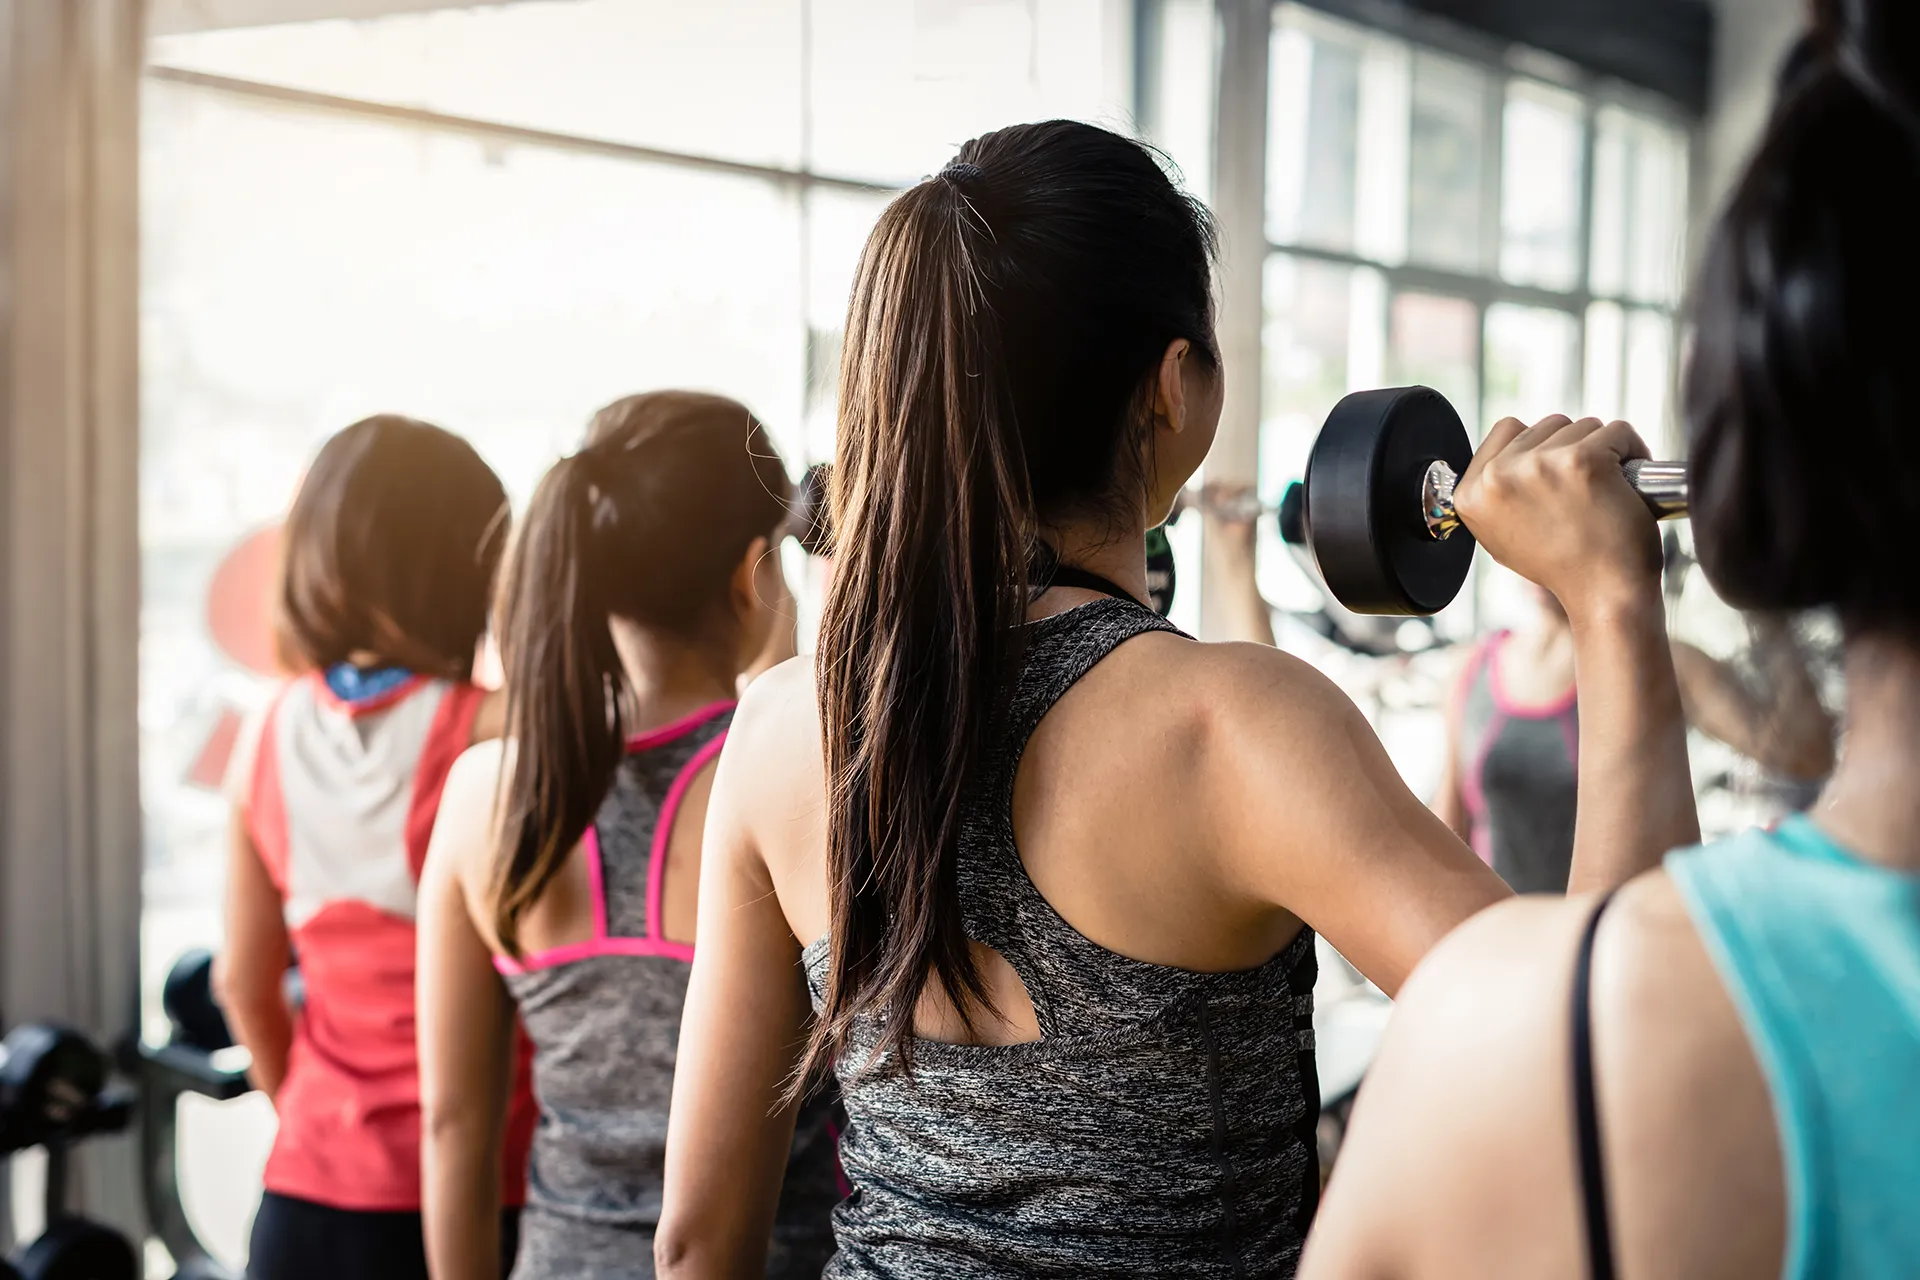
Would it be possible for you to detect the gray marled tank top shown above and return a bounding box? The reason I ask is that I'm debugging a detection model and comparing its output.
[802,599,1321,1278]
[1456,632,1579,895]
[500,702,840,1279]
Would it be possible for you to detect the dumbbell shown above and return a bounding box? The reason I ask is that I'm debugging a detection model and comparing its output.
[1,1026,140,1280]
[162,949,234,1054]
[1301,386,1689,616]
[0,1025,109,1156]
[13,1220,140,1280]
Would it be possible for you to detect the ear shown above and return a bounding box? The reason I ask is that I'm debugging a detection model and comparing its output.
[1154,338,1194,434]
[732,535,773,616]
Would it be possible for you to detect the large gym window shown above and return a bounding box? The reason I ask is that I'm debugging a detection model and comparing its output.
[1256,3,1691,631]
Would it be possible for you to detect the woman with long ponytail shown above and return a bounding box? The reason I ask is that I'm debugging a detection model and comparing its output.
[659,120,1692,1276]
[416,391,839,1279]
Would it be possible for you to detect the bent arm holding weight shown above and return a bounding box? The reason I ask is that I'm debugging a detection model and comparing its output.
[1452,415,1699,893]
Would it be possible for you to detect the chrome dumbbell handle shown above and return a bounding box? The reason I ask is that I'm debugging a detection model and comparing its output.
[1421,459,1689,541]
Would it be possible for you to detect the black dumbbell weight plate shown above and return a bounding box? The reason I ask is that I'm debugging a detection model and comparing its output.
[163,950,234,1055]
[14,1218,139,1280]
[1304,386,1475,616]
[0,1026,109,1154]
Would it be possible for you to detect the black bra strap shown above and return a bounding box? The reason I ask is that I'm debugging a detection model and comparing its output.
[1029,542,1146,608]
[1571,890,1619,1280]
[1043,563,1144,607]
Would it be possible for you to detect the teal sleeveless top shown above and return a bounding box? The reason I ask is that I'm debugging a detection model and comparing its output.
[1666,817,1920,1279]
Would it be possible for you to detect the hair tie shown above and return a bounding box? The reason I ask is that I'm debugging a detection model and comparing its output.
[567,446,626,530]
[940,161,985,186]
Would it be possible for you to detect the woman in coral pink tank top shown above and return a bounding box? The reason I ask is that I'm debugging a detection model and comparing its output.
[221,416,537,1280]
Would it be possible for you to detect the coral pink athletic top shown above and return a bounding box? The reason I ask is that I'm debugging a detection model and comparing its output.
[246,670,537,1211]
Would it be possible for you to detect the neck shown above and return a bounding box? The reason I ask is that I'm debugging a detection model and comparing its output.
[1039,513,1149,608]
[1814,631,1920,873]
[610,622,741,733]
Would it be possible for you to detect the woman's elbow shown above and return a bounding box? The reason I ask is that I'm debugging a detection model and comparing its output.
[653,1208,726,1279]
[212,956,285,1022]
[419,1092,493,1152]
[652,1219,695,1277]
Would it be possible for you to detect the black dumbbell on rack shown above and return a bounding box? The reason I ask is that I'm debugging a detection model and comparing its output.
[0,1023,140,1280]
[1,950,260,1280]
[1293,386,1689,616]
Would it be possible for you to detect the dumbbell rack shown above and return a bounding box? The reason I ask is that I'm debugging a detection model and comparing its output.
[2,951,254,1280]
[131,1039,254,1280]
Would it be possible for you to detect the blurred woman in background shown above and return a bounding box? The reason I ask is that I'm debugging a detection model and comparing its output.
[1435,577,1834,893]
[416,392,838,1280]
[219,415,535,1280]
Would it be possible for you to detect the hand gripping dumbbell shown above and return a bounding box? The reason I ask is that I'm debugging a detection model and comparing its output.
[1300,387,1689,616]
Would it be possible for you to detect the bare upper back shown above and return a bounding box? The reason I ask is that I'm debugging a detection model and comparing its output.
[723,586,1503,1046]
[729,610,1326,982]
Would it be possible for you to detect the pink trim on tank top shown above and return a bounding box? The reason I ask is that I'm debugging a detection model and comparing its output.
[492,721,729,975]
[494,935,693,974]
[625,700,736,753]
[648,732,727,948]
[1463,632,1579,863]
[1459,640,1497,826]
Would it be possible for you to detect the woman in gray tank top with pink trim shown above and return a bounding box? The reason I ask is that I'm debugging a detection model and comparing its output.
[417,392,837,1280]
[1435,581,1836,896]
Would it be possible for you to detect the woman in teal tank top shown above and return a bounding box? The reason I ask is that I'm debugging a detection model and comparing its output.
[1303,6,1920,1277]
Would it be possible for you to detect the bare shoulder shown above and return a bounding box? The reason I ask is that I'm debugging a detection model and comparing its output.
[1306,874,1783,1279]
[1305,892,1610,1278]
[1091,632,1364,746]
[718,655,827,845]
[431,739,509,883]
[468,686,508,743]
[726,655,822,776]
[1166,638,1401,806]
[732,655,817,734]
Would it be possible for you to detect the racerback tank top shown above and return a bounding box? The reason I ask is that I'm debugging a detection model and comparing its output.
[498,702,840,1280]
[803,599,1322,1278]
[247,670,537,1211]
[1456,631,1580,894]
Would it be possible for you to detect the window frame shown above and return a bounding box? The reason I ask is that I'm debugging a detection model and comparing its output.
[1265,0,1696,444]
[1250,0,1699,635]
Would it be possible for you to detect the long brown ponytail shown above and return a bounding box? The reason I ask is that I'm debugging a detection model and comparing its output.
[490,392,790,956]
[807,122,1218,1079]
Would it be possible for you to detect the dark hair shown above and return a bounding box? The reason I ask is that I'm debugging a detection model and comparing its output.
[791,462,835,557]
[808,120,1218,1082]
[1683,0,1920,637]
[490,391,791,956]
[276,415,508,681]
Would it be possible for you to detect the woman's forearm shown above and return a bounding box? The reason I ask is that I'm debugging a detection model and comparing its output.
[1566,595,1699,893]
[423,1119,504,1280]
[219,984,293,1100]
